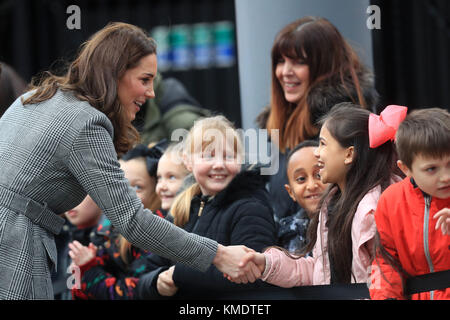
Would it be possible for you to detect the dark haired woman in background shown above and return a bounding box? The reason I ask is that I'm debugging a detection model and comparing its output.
[257,16,380,222]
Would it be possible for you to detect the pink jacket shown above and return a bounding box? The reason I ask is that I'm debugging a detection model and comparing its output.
[262,186,382,287]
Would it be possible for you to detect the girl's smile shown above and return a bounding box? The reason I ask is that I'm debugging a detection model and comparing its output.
[186,143,241,196]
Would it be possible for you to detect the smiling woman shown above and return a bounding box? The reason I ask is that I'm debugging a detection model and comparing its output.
[256,16,380,222]
[117,54,157,122]
[0,22,255,300]
[22,22,159,156]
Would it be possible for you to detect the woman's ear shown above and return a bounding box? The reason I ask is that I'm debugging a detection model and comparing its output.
[344,146,355,165]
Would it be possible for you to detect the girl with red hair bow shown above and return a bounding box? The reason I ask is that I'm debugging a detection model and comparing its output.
[232,103,406,288]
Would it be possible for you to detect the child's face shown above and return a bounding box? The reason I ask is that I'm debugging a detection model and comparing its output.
[120,158,156,209]
[156,153,188,210]
[285,147,328,215]
[65,195,102,228]
[186,141,241,196]
[398,153,450,199]
[314,124,354,190]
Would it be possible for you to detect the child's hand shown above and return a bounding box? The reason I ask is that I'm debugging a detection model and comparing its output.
[157,266,178,296]
[68,241,97,266]
[434,208,450,235]
[224,252,266,284]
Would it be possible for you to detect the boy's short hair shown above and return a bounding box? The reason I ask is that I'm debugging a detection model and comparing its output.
[286,139,319,174]
[395,108,450,168]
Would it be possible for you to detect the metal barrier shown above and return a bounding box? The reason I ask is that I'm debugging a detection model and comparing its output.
[174,283,370,300]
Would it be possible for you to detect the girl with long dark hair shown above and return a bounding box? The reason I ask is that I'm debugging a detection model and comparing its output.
[233,104,405,286]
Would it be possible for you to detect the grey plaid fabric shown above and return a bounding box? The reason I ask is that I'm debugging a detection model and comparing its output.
[0,90,218,299]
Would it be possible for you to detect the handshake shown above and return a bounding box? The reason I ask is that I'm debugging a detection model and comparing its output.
[214,245,267,284]
[68,242,267,285]
[154,246,269,296]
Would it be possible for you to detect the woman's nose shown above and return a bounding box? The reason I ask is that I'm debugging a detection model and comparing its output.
[282,61,293,75]
[145,89,155,99]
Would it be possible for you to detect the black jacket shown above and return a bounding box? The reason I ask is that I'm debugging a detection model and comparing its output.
[136,166,277,299]
[256,70,379,221]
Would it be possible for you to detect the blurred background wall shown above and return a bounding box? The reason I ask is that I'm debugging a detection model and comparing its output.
[0,0,242,126]
[235,0,373,129]
[0,0,449,130]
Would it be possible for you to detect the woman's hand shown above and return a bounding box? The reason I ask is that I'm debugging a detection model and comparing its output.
[239,251,266,274]
[157,266,178,296]
[434,207,450,235]
[224,251,266,283]
[68,240,97,266]
[213,244,262,284]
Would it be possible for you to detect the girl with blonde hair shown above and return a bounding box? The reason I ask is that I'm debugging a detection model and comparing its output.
[134,116,277,299]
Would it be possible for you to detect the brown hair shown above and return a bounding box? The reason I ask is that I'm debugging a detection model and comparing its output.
[395,108,450,169]
[22,22,157,156]
[266,17,368,152]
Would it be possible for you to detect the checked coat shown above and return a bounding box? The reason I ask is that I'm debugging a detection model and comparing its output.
[0,89,217,299]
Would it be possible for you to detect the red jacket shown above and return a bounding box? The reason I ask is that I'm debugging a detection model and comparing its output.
[369,178,450,300]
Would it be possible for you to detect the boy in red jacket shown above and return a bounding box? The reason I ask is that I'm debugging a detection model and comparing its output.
[369,108,450,300]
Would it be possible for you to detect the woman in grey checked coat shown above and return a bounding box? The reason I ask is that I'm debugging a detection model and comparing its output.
[0,22,257,300]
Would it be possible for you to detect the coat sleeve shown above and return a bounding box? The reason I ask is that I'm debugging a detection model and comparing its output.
[65,115,217,272]
[369,193,405,300]
[261,247,316,287]
[171,200,277,293]
[351,196,378,283]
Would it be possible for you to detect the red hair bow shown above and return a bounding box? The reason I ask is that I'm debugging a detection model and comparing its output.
[369,105,408,148]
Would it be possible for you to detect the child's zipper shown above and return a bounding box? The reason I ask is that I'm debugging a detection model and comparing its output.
[423,194,435,300]
[198,200,205,217]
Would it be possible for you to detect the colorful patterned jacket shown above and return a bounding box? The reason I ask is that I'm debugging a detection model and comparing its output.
[72,210,165,300]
